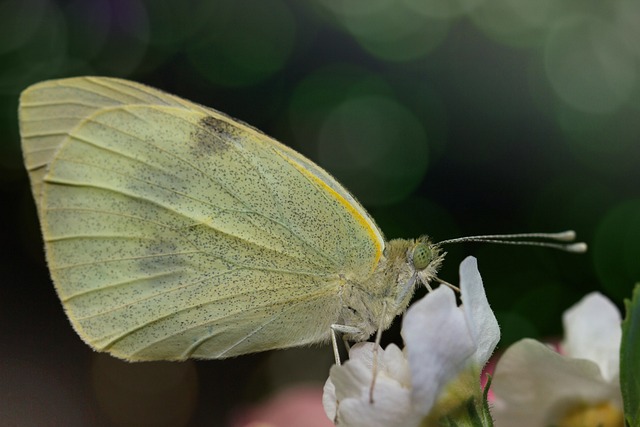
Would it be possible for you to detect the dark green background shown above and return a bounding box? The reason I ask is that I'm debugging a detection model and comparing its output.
[1,0,638,426]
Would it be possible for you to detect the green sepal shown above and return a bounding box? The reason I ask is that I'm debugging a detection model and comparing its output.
[430,376,494,427]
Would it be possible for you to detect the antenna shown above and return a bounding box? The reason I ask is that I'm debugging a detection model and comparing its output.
[436,230,587,253]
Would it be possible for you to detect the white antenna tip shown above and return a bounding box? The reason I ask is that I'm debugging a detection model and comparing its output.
[566,242,588,253]
[556,230,577,241]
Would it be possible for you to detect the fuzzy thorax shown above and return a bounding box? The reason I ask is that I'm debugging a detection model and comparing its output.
[337,236,444,341]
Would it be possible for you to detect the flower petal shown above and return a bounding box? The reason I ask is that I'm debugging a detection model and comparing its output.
[562,292,622,382]
[324,343,418,427]
[323,378,338,421]
[460,256,500,367]
[329,351,375,403]
[492,338,622,427]
[381,344,411,386]
[337,374,418,427]
[402,285,476,415]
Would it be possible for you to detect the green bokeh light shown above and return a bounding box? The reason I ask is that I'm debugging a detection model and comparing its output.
[615,0,640,59]
[316,0,449,62]
[470,0,554,48]
[186,0,295,87]
[317,95,428,206]
[288,66,429,206]
[544,15,637,114]
[287,65,393,157]
[403,0,482,19]
[557,104,640,179]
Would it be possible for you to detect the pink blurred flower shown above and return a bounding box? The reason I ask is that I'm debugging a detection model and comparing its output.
[230,385,334,427]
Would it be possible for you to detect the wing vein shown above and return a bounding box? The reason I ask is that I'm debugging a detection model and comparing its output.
[108,286,331,355]
[62,116,338,267]
[50,250,203,271]
[228,138,340,267]
[62,270,183,301]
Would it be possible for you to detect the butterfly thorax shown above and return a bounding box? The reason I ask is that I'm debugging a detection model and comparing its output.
[337,236,444,341]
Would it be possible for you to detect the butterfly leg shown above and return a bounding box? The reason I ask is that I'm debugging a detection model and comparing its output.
[330,324,361,366]
[369,301,387,403]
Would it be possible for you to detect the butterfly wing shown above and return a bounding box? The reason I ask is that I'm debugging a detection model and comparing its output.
[19,77,384,360]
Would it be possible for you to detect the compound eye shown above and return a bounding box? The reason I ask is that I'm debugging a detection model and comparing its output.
[411,243,433,270]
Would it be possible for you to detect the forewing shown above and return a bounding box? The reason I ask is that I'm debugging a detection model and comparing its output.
[20,77,210,207]
[19,77,382,360]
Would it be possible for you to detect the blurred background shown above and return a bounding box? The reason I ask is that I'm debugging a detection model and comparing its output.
[1,0,639,425]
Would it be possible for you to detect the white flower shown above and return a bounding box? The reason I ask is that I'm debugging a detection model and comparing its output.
[323,256,500,427]
[492,292,624,427]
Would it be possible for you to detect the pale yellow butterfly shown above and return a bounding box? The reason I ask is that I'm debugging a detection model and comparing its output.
[19,77,585,362]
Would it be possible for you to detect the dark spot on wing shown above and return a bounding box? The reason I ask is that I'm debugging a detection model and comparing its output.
[192,115,236,155]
